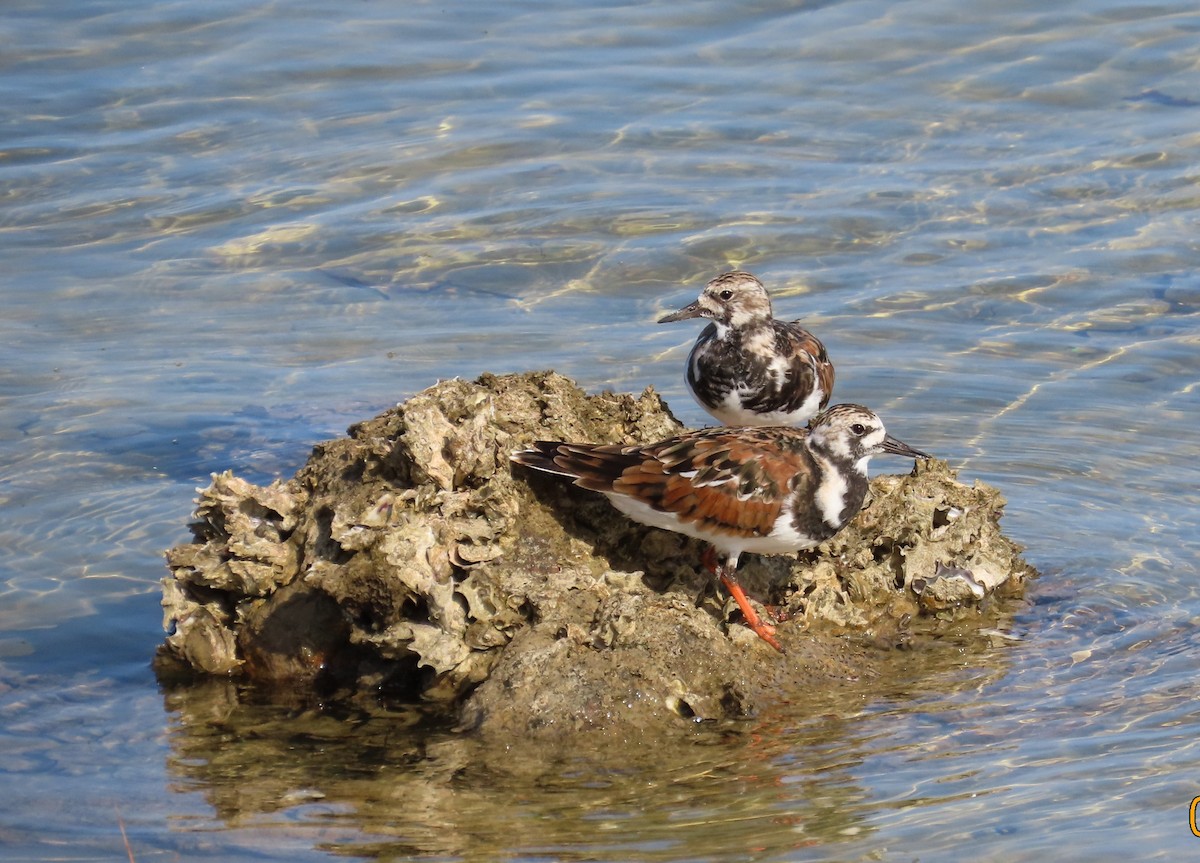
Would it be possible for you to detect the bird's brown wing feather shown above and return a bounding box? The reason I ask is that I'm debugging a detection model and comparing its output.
[512,441,638,490]
[774,321,835,413]
[515,428,813,540]
[612,428,810,539]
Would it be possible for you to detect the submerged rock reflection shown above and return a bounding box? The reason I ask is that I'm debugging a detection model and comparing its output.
[161,609,1024,861]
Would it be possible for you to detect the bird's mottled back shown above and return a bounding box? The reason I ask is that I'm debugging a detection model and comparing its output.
[659,271,835,427]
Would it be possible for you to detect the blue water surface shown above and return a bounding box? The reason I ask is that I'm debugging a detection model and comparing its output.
[2,0,1199,860]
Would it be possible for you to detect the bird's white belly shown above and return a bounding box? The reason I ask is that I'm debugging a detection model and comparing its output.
[604,493,821,559]
[704,386,824,427]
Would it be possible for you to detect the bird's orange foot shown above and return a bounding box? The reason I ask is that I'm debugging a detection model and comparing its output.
[719,570,784,653]
[746,618,783,653]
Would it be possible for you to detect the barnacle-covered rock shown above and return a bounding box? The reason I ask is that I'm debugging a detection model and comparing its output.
[156,371,1034,734]
[779,459,1029,632]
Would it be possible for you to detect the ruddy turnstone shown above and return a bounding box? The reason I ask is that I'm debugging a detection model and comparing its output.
[511,404,927,651]
[659,271,835,427]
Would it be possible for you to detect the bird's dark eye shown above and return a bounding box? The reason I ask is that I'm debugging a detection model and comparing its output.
[850,423,866,436]
[719,289,734,300]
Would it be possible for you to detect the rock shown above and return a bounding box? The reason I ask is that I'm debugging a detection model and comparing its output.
[156,371,1034,734]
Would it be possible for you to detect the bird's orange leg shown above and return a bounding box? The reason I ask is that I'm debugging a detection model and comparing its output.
[719,570,782,652]
[701,547,783,651]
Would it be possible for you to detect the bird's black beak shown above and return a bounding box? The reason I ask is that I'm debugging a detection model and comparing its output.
[658,300,708,324]
[881,434,930,460]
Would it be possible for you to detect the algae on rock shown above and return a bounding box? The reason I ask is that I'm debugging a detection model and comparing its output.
[158,371,1033,734]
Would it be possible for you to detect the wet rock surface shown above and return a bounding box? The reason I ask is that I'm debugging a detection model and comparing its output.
[157,371,1034,735]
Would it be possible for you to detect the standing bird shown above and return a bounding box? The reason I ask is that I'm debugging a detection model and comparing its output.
[511,404,927,651]
[659,271,835,427]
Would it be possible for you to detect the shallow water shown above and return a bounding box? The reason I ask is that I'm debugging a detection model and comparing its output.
[3,0,1200,859]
